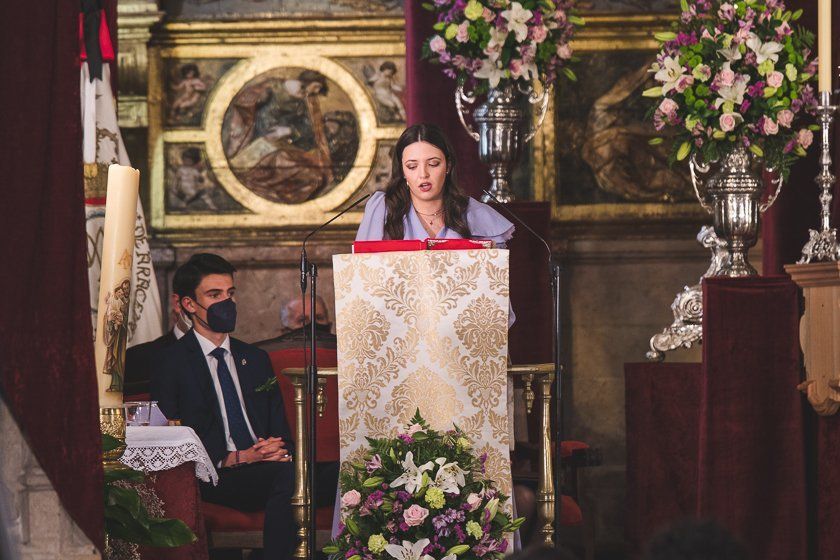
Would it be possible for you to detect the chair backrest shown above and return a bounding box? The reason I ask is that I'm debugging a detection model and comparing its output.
[267,347,339,463]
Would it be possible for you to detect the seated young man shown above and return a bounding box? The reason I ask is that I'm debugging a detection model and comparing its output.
[151,253,295,559]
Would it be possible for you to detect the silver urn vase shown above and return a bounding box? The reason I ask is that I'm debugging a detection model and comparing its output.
[456,83,551,203]
[690,143,783,277]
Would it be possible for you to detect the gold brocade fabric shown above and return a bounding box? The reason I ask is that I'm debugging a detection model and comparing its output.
[333,249,512,497]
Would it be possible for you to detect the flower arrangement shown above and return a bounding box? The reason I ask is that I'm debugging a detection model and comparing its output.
[324,412,523,560]
[644,0,819,177]
[421,0,584,94]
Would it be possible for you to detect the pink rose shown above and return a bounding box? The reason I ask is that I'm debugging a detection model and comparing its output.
[429,35,446,54]
[556,44,572,60]
[718,3,735,20]
[341,490,361,508]
[482,7,495,22]
[531,25,548,43]
[658,98,679,119]
[767,71,784,88]
[509,58,523,77]
[763,118,779,135]
[403,504,429,527]
[466,493,482,511]
[456,22,470,43]
[718,68,736,88]
[798,128,814,149]
[777,109,794,128]
[676,75,694,93]
[719,112,739,132]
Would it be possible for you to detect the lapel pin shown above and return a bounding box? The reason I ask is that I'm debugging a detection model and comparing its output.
[241,358,247,366]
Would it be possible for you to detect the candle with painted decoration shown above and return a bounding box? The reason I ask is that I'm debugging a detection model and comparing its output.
[819,0,832,92]
[94,164,140,408]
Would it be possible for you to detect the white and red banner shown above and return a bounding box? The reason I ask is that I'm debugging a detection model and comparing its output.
[82,60,163,346]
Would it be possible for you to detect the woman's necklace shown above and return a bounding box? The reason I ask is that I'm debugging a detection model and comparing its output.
[415,207,443,226]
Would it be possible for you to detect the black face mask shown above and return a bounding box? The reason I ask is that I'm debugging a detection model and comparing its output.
[194,298,237,333]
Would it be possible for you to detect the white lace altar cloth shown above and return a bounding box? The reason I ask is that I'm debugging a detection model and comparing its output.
[333,249,512,497]
[122,426,218,485]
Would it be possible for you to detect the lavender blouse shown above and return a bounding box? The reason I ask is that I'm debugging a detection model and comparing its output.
[355,191,515,246]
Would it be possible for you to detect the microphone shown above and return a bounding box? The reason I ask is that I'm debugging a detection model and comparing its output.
[482,190,552,261]
[300,193,372,292]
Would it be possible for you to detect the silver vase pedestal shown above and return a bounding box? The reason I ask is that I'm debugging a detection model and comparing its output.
[646,226,729,361]
[690,143,783,277]
[456,83,551,203]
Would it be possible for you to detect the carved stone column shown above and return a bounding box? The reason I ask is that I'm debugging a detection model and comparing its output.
[0,399,100,560]
[117,0,164,128]
[785,262,840,415]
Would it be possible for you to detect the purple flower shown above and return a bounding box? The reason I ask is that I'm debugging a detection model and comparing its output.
[396,491,411,502]
[366,454,382,473]
[454,523,467,543]
[398,433,415,444]
[746,81,765,98]
[364,490,384,510]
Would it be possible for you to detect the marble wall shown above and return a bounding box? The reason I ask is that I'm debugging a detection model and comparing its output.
[0,399,100,560]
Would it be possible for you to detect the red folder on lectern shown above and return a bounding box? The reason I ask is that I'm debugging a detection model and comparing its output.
[352,238,494,253]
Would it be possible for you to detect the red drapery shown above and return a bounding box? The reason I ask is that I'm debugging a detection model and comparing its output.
[626,278,807,559]
[405,0,486,198]
[0,1,104,550]
[625,362,703,557]
[698,277,807,560]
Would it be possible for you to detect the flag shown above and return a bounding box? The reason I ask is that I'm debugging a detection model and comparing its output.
[82,6,163,346]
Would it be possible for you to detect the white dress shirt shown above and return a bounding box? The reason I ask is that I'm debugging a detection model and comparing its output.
[193,330,257,456]
[173,323,187,340]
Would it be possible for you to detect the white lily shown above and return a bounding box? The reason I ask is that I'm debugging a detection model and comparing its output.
[433,458,467,494]
[746,35,783,65]
[714,73,750,109]
[653,56,686,94]
[717,44,743,63]
[500,2,533,42]
[384,539,435,560]
[390,451,434,494]
[484,28,508,63]
[474,58,507,88]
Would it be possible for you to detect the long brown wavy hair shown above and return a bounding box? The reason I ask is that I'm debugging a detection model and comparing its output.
[383,123,471,240]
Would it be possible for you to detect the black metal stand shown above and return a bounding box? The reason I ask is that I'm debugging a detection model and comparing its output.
[297,193,369,559]
[480,190,565,549]
[305,260,318,559]
[550,260,563,547]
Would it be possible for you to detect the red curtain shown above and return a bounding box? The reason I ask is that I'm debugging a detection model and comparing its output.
[698,277,807,560]
[405,0,487,198]
[762,0,839,273]
[0,1,104,551]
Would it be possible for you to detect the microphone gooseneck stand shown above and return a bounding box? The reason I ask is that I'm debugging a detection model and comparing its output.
[482,190,564,549]
[299,193,370,559]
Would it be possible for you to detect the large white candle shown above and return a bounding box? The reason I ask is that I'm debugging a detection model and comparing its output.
[819,0,832,92]
[94,164,140,408]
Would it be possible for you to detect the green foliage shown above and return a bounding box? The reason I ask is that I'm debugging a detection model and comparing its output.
[329,411,521,560]
[103,437,196,549]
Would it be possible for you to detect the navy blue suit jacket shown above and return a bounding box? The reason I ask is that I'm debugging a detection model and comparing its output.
[150,329,294,466]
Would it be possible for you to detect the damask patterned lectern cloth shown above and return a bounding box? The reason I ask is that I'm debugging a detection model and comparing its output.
[333,249,512,498]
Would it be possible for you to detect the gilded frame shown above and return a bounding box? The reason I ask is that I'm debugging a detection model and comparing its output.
[531,14,705,225]
[148,18,405,231]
